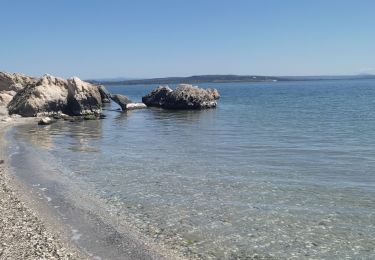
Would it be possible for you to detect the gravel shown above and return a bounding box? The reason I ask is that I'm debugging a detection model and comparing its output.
[0,110,84,259]
[0,165,84,259]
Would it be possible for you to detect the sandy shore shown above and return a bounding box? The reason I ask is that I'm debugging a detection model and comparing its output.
[0,111,85,259]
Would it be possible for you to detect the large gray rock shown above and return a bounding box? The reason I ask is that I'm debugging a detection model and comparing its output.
[8,75,69,117]
[66,77,102,116]
[111,94,132,110]
[0,72,38,106]
[142,84,220,109]
[98,85,111,103]
[142,86,172,107]
[8,75,102,117]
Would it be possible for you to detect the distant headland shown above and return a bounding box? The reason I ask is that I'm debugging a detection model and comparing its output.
[89,74,375,85]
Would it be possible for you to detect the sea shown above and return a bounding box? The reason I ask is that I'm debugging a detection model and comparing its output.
[6,79,375,259]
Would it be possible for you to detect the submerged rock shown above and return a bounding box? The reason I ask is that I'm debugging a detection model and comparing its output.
[142,84,220,109]
[125,103,147,110]
[83,114,98,120]
[38,117,56,125]
[99,113,106,119]
[8,75,103,117]
[48,112,70,120]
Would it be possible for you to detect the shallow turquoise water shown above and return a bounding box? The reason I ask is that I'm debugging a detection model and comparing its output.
[10,79,375,259]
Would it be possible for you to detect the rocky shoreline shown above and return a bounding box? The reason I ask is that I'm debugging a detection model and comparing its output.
[1,71,220,120]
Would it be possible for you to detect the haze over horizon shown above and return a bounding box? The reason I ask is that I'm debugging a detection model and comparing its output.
[1,0,375,79]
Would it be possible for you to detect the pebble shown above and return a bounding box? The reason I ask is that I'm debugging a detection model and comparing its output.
[0,165,84,259]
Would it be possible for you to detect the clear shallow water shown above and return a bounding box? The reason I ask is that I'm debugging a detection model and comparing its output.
[10,80,375,259]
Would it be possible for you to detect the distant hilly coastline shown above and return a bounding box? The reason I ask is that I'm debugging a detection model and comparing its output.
[88,74,375,86]
[89,75,285,85]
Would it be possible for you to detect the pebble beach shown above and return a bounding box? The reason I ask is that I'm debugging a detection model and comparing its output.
[0,108,83,259]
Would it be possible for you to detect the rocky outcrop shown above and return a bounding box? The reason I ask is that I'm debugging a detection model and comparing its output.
[8,75,102,117]
[0,72,37,106]
[8,75,69,117]
[98,85,111,103]
[142,86,172,107]
[142,84,220,109]
[164,84,219,109]
[0,72,37,92]
[66,77,102,116]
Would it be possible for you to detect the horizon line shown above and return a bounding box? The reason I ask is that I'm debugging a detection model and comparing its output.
[88,73,375,81]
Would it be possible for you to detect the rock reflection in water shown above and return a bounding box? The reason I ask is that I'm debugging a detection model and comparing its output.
[64,120,103,153]
[14,120,104,153]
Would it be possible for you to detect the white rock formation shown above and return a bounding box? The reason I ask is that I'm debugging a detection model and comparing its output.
[8,74,102,117]
[0,72,37,106]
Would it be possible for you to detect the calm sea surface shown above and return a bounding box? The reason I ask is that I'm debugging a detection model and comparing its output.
[8,80,375,259]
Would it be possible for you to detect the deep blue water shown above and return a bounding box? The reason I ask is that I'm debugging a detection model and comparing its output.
[10,79,375,259]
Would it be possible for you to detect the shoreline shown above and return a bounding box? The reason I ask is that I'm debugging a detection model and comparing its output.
[0,117,85,259]
[0,113,184,260]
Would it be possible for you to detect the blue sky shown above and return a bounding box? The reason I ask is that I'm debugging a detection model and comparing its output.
[1,0,375,79]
